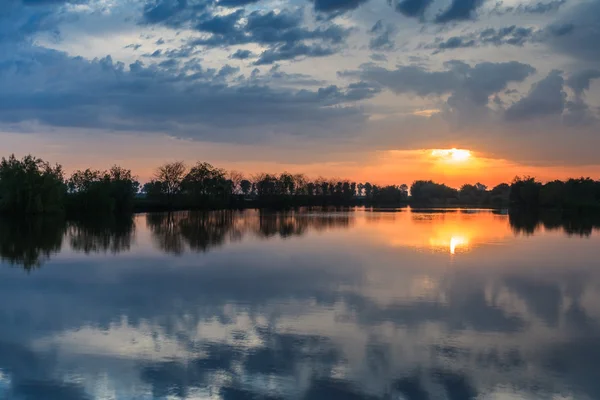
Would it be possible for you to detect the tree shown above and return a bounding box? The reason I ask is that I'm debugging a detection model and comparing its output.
[410,180,458,205]
[240,179,252,196]
[0,155,66,214]
[67,166,139,214]
[154,161,187,206]
[183,162,232,207]
[363,182,373,198]
[510,176,541,207]
[279,173,295,195]
[372,185,409,204]
[490,183,510,207]
[228,170,244,194]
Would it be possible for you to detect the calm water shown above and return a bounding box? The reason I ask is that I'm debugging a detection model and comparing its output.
[0,208,599,400]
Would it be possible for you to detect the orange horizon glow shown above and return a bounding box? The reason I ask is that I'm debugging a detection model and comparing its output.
[3,134,600,188]
[45,148,600,188]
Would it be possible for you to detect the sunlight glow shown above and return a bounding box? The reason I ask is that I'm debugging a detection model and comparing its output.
[431,148,472,163]
[429,235,470,254]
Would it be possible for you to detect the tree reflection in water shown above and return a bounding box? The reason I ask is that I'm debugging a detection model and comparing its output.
[2,208,599,270]
[146,209,353,255]
[0,217,65,271]
[68,215,135,254]
[509,209,600,236]
[0,215,134,269]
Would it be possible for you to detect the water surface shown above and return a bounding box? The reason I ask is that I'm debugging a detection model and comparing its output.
[0,208,599,399]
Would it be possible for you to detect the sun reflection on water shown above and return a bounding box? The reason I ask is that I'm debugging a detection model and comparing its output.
[366,209,511,255]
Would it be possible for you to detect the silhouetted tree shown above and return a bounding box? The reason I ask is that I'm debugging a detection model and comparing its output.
[410,180,458,205]
[183,162,232,207]
[510,176,542,208]
[490,183,510,207]
[153,161,187,207]
[67,166,139,214]
[0,155,66,214]
[240,179,252,196]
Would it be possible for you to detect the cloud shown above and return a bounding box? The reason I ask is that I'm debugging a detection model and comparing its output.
[432,36,477,51]
[311,0,371,13]
[369,53,387,61]
[347,61,535,106]
[230,49,254,59]
[0,0,65,43]
[254,42,337,65]
[505,70,566,120]
[429,25,537,53]
[0,45,371,142]
[546,0,600,62]
[566,69,600,96]
[216,0,261,7]
[491,0,566,15]
[563,69,600,125]
[21,0,86,4]
[195,9,244,35]
[392,0,434,18]
[390,0,486,23]
[517,0,565,14]
[182,9,351,63]
[435,0,485,23]
[369,20,395,51]
[258,64,327,86]
[142,0,210,26]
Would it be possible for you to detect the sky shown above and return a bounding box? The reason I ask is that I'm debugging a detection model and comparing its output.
[1,0,600,186]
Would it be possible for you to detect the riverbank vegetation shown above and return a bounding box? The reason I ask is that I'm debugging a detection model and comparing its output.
[1,154,599,215]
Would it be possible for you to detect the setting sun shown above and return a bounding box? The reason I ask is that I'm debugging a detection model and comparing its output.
[431,148,472,163]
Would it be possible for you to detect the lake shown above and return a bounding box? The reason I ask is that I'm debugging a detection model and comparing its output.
[0,208,599,399]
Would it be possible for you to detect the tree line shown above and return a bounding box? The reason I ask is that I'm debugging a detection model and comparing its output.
[1,154,599,215]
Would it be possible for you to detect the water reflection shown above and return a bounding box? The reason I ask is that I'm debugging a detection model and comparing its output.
[510,209,600,236]
[146,210,353,255]
[0,209,600,399]
[68,216,135,254]
[0,217,65,270]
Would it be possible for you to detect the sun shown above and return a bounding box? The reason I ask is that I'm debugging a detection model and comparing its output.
[431,148,472,163]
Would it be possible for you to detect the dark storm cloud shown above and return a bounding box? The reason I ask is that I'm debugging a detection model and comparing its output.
[346,61,535,106]
[505,70,566,120]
